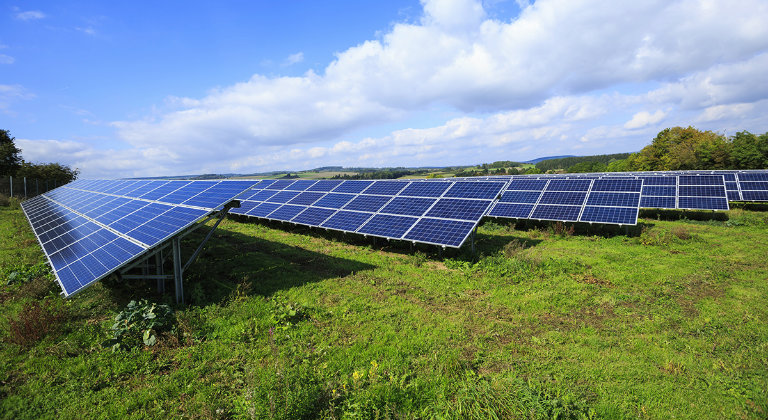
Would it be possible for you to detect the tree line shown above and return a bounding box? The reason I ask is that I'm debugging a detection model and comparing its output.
[1,129,79,183]
[536,127,768,173]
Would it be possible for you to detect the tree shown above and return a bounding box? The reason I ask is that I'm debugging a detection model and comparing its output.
[0,129,22,175]
[628,126,729,171]
[16,161,79,184]
[731,131,768,169]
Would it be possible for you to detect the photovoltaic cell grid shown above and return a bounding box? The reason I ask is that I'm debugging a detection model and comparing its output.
[231,179,506,247]
[21,179,257,297]
[489,178,643,225]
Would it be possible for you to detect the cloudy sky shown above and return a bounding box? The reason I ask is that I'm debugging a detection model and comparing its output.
[2,0,768,178]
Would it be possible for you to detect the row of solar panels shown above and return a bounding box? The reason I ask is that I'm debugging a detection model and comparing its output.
[21,179,257,297]
[19,170,767,298]
[443,170,768,202]
[229,178,646,239]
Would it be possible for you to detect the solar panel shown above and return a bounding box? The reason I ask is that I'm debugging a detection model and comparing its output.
[737,173,768,201]
[321,210,373,232]
[334,180,374,194]
[443,181,505,199]
[291,207,336,226]
[398,182,451,197]
[313,193,355,209]
[404,218,476,247]
[677,175,728,210]
[380,197,435,216]
[425,199,490,221]
[343,194,392,212]
[269,205,307,221]
[363,180,408,196]
[22,179,255,297]
[358,214,418,238]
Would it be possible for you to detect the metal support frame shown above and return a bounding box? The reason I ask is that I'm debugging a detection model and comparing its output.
[119,202,236,304]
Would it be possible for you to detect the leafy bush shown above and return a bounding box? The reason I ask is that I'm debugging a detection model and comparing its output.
[5,261,52,285]
[104,300,175,351]
[269,296,305,331]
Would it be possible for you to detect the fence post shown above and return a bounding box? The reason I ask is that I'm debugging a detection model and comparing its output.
[24,177,27,198]
[9,176,11,197]
[36,179,39,196]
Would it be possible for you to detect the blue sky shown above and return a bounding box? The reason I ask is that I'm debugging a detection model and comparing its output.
[2,0,768,177]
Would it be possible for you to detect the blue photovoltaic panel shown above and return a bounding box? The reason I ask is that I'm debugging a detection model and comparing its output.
[727,190,741,201]
[247,202,281,217]
[265,191,301,203]
[591,179,642,192]
[380,197,435,216]
[585,192,640,207]
[739,181,768,191]
[343,195,392,212]
[138,180,190,200]
[530,205,582,221]
[425,199,490,221]
[742,190,768,200]
[498,190,541,204]
[22,179,255,297]
[287,191,325,206]
[679,175,723,185]
[641,176,676,186]
[230,200,260,215]
[182,181,259,208]
[334,180,374,194]
[285,180,317,191]
[507,179,548,191]
[306,180,343,192]
[398,182,451,197]
[363,181,408,196]
[739,172,768,181]
[404,218,476,248]
[253,180,277,189]
[443,181,505,199]
[641,196,676,209]
[545,179,592,192]
[245,189,278,202]
[642,186,676,196]
[538,192,587,206]
[269,205,307,221]
[678,186,726,198]
[358,214,418,238]
[158,181,218,204]
[580,207,637,225]
[267,180,296,190]
[321,210,373,231]
[292,207,336,226]
[678,197,729,210]
[313,193,355,209]
[488,203,534,219]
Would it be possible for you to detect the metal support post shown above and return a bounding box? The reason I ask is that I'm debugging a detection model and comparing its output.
[156,250,165,293]
[471,226,477,254]
[9,176,12,197]
[36,179,39,196]
[23,177,27,198]
[173,237,184,304]
[182,209,227,272]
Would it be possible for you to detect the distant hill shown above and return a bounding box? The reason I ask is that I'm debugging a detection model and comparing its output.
[522,155,576,164]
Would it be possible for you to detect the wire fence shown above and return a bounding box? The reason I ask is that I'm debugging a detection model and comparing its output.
[0,176,65,199]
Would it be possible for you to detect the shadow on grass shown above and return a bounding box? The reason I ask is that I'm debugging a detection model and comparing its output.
[106,224,376,307]
[639,208,729,222]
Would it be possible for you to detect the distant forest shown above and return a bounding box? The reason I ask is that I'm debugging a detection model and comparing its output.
[535,153,631,172]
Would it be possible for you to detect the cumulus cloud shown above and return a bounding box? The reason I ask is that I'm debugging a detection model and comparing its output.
[0,54,14,64]
[284,52,304,66]
[23,0,767,177]
[15,10,46,21]
[0,84,33,114]
[624,110,666,129]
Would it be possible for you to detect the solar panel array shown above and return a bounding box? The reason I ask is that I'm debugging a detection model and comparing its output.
[488,178,642,225]
[230,179,506,248]
[21,179,256,297]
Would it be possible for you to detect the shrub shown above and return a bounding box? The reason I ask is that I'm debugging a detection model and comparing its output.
[670,226,692,240]
[7,299,66,347]
[0,193,9,207]
[104,300,175,351]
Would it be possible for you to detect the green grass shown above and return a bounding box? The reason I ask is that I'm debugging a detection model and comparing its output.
[1,200,767,419]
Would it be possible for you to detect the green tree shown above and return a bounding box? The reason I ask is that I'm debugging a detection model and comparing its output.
[16,161,79,184]
[628,126,728,171]
[731,131,768,169]
[566,161,608,173]
[606,159,629,172]
[0,129,22,175]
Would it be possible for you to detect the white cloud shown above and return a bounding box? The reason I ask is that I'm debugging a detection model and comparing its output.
[15,10,45,21]
[21,0,764,177]
[0,54,14,64]
[0,84,33,114]
[624,110,666,129]
[284,52,304,66]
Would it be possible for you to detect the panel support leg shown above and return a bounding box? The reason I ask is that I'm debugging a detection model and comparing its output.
[173,237,184,304]
[471,226,477,254]
[156,251,165,293]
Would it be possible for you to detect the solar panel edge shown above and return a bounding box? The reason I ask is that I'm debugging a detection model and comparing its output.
[20,197,73,296]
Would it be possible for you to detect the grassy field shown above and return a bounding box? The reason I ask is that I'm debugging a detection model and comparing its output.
[1,199,767,419]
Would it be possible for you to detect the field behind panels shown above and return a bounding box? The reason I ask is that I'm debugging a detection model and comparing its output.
[1,200,767,420]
